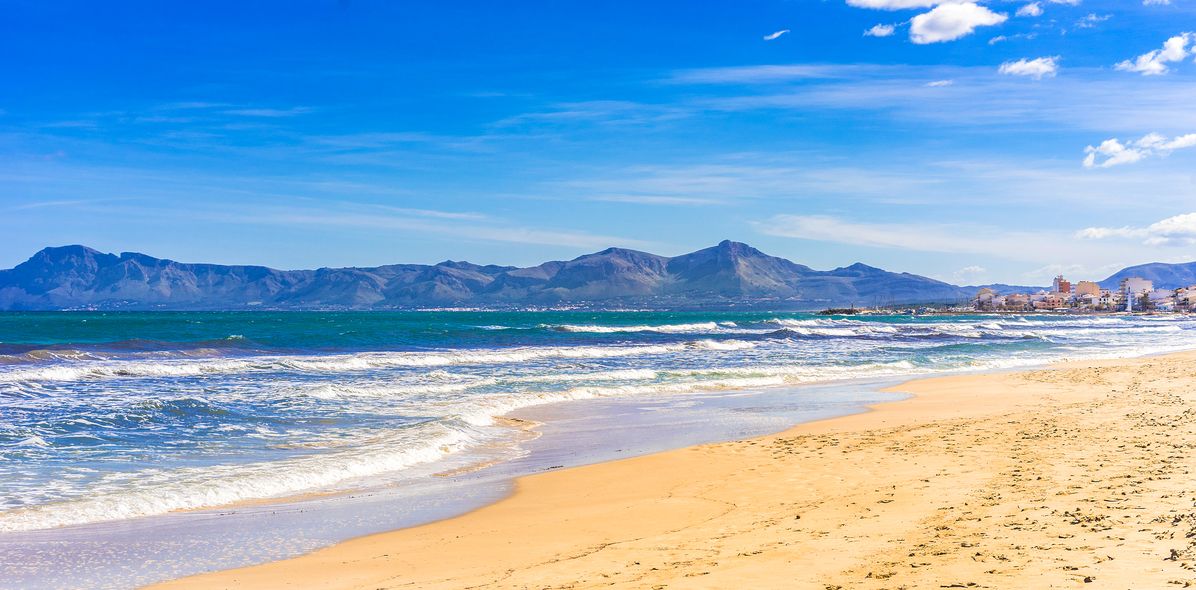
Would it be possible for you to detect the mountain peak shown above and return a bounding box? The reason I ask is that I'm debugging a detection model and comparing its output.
[580,246,655,260]
[34,244,106,259]
[832,262,883,274]
[713,240,762,256]
[18,245,116,271]
[665,240,810,297]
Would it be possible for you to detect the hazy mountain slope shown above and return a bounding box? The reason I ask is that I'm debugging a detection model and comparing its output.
[1099,262,1196,290]
[964,283,1046,296]
[817,263,965,306]
[0,246,311,309]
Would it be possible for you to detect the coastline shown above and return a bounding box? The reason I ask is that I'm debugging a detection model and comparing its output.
[147,348,1196,589]
[2,374,905,590]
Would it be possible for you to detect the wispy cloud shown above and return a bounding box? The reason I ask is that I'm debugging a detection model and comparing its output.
[158,101,233,111]
[667,64,855,85]
[1074,13,1111,28]
[988,32,1038,45]
[846,0,940,9]
[224,205,658,251]
[548,151,1196,216]
[763,29,790,41]
[757,214,1023,255]
[222,107,314,118]
[492,100,686,127]
[582,194,725,206]
[552,158,952,207]
[364,204,489,221]
[686,65,1196,132]
[8,198,137,211]
[39,120,100,129]
[754,213,1159,280]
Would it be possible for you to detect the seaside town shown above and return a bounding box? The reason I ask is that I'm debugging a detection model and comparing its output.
[974,275,1196,313]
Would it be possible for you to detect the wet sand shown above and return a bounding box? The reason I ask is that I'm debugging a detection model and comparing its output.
[149,350,1196,589]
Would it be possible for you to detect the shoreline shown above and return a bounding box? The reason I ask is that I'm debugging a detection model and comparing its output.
[148,348,1196,589]
[2,375,905,590]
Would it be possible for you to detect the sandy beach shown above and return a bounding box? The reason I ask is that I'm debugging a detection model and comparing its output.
[148,350,1196,589]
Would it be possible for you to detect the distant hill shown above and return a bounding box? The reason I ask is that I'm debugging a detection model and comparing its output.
[1100,262,1196,290]
[0,241,976,310]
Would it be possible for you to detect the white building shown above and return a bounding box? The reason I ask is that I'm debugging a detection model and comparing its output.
[1150,289,1177,311]
[1120,277,1153,296]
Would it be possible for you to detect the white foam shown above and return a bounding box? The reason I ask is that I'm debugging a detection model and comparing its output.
[0,342,740,384]
[0,421,484,532]
[545,321,725,334]
[690,339,758,351]
[295,378,497,400]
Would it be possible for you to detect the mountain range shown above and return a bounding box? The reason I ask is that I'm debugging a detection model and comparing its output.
[0,242,1191,311]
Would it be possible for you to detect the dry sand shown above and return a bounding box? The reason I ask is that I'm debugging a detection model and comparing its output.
[149,351,1196,589]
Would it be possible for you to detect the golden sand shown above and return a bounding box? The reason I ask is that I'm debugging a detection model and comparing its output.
[149,351,1196,589]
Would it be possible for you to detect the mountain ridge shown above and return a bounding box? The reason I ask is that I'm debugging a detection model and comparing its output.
[2,242,1189,311]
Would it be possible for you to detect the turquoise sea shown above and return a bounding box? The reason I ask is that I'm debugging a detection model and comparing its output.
[1,311,1194,588]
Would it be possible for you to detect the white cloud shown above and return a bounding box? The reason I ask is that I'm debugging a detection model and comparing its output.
[1047,0,1080,5]
[1016,3,1043,17]
[998,56,1060,79]
[1147,214,1196,246]
[909,3,1008,44]
[864,24,897,37]
[953,265,988,283]
[763,29,790,41]
[1083,132,1196,168]
[1143,0,1171,5]
[1075,226,1140,240]
[1115,32,1194,75]
[1075,13,1110,29]
[1083,138,1146,168]
[925,79,954,86]
[1077,213,1196,247]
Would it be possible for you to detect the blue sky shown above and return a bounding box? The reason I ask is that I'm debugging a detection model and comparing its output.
[3,0,1196,285]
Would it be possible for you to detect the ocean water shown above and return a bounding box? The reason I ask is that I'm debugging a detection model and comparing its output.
[1,311,1193,541]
